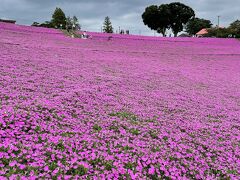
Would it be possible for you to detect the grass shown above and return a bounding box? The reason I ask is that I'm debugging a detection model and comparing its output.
[93,124,102,132]
[109,111,139,125]
[129,128,140,135]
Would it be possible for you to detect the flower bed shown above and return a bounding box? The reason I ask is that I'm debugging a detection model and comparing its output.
[0,22,240,179]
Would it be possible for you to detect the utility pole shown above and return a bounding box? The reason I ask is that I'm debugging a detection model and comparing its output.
[217,16,220,27]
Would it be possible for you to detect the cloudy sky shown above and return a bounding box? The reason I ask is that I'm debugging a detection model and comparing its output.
[1,0,240,35]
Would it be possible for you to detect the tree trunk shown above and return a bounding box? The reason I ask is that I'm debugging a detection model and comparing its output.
[162,28,166,37]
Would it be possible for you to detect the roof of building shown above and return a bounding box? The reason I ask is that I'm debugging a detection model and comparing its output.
[196,28,208,35]
[0,19,16,23]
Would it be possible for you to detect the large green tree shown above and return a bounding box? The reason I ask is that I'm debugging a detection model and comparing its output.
[66,16,73,30]
[51,7,66,29]
[72,16,81,30]
[103,16,113,33]
[142,4,171,36]
[229,20,240,36]
[185,18,212,36]
[206,20,240,38]
[142,2,195,37]
[66,16,80,31]
[207,27,230,38]
[168,2,195,37]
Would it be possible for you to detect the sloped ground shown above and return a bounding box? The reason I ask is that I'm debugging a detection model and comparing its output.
[0,22,240,179]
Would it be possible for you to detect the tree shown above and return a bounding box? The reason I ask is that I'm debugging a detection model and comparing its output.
[66,16,73,30]
[185,18,212,36]
[40,21,54,28]
[66,16,81,31]
[168,2,195,37]
[157,4,171,36]
[205,20,240,38]
[142,2,195,37]
[103,16,113,33]
[31,21,53,28]
[142,4,171,36]
[31,22,40,27]
[51,7,66,29]
[142,5,160,34]
[207,27,230,38]
[229,20,240,37]
[72,16,81,30]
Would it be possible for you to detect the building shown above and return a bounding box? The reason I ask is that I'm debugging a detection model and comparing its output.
[196,28,208,37]
[0,19,16,24]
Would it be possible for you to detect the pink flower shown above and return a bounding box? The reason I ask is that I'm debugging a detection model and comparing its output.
[53,169,58,174]
[44,166,49,171]
[119,167,125,175]
[9,161,17,167]
[136,165,143,172]
[9,175,18,180]
[128,170,137,179]
[148,166,155,175]
[141,157,147,162]
[19,164,26,170]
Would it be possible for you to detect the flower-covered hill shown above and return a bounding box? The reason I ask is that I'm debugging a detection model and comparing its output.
[0,22,240,179]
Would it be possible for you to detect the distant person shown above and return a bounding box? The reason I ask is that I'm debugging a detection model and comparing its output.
[81,31,88,39]
[83,31,87,38]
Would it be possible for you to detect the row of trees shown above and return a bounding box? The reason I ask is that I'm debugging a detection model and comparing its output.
[206,20,240,38]
[102,16,130,34]
[32,8,115,34]
[142,2,195,37]
[31,5,239,38]
[32,8,80,31]
[186,19,240,38]
[142,2,240,38]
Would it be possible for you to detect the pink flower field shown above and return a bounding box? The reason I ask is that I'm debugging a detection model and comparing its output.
[0,22,240,179]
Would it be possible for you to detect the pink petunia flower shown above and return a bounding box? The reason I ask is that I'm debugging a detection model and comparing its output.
[148,166,155,175]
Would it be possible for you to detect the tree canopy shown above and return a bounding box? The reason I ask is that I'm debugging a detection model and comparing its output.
[142,2,195,37]
[31,21,53,28]
[51,7,66,29]
[31,8,81,31]
[66,16,81,31]
[168,2,195,37]
[204,19,240,38]
[229,20,240,36]
[142,4,171,36]
[103,16,113,33]
[72,16,81,30]
[185,18,212,36]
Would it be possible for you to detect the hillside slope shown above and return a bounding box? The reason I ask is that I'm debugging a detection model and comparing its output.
[0,22,240,179]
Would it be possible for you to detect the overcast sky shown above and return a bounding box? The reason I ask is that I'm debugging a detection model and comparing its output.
[1,0,240,35]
